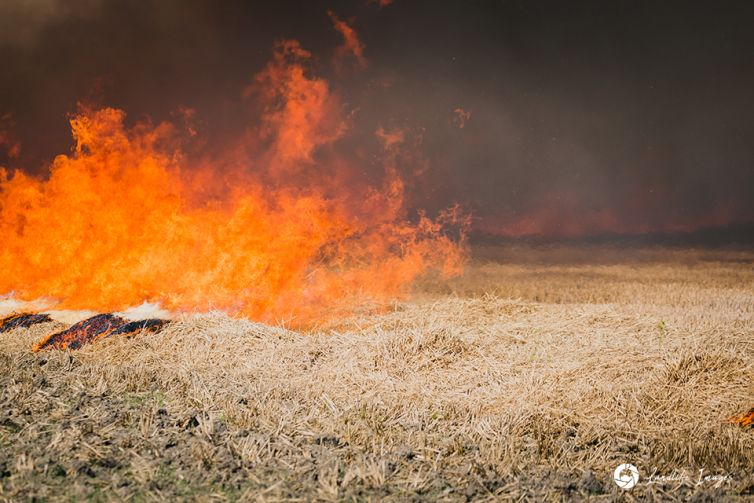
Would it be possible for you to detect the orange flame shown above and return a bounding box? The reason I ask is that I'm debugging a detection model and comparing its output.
[0,113,21,159]
[452,108,471,129]
[729,408,754,428]
[0,41,465,325]
[328,11,367,70]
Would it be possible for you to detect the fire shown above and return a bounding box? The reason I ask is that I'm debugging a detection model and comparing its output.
[328,11,367,70]
[32,314,169,352]
[452,108,471,129]
[0,313,52,333]
[0,113,21,159]
[729,407,754,428]
[0,41,465,325]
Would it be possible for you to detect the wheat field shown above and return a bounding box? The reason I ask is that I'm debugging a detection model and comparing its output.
[1,245,753,501]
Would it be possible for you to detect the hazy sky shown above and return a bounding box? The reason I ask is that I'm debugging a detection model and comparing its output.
[1,0,753,236]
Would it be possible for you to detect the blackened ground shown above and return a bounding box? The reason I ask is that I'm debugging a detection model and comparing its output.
[0,313,52,333]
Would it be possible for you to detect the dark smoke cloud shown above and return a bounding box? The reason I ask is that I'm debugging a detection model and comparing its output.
[0,0,103,47]
[1,0,753,239]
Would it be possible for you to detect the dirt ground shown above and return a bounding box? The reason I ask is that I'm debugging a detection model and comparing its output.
[1,245,753,501]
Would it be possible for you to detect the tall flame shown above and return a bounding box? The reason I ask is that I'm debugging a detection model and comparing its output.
[0,40,465,324]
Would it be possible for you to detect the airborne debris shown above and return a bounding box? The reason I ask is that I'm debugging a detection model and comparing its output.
[0,313,53,333]
[32,314,170,352]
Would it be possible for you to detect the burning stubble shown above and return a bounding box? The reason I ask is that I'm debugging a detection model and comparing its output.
[31,314,170,352]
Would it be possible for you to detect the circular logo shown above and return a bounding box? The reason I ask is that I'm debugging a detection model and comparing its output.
[613,463,639,490]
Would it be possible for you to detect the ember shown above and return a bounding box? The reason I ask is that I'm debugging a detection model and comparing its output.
[729,407,754,428]
[0,313,52,333]
[32,313,126,351]
[110,318,170,337]
[31,314,170,352]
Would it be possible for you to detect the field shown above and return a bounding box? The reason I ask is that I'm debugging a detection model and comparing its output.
[1,245,753,501]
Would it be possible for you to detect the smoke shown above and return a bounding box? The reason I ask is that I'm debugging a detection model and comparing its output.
[1,0,753,240]
[0,0,103,47]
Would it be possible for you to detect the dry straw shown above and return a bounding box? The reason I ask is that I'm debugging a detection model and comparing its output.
[1,245,752,500]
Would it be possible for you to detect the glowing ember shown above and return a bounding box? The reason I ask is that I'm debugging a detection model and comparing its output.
[0,313,52,333]
[729,407,754,428]
[0,40,465,325]
[32,314,126,351]
[32,314,170,352]
[110,318,170,337]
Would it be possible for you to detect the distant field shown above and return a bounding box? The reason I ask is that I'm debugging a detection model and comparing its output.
[1,245,753,501]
